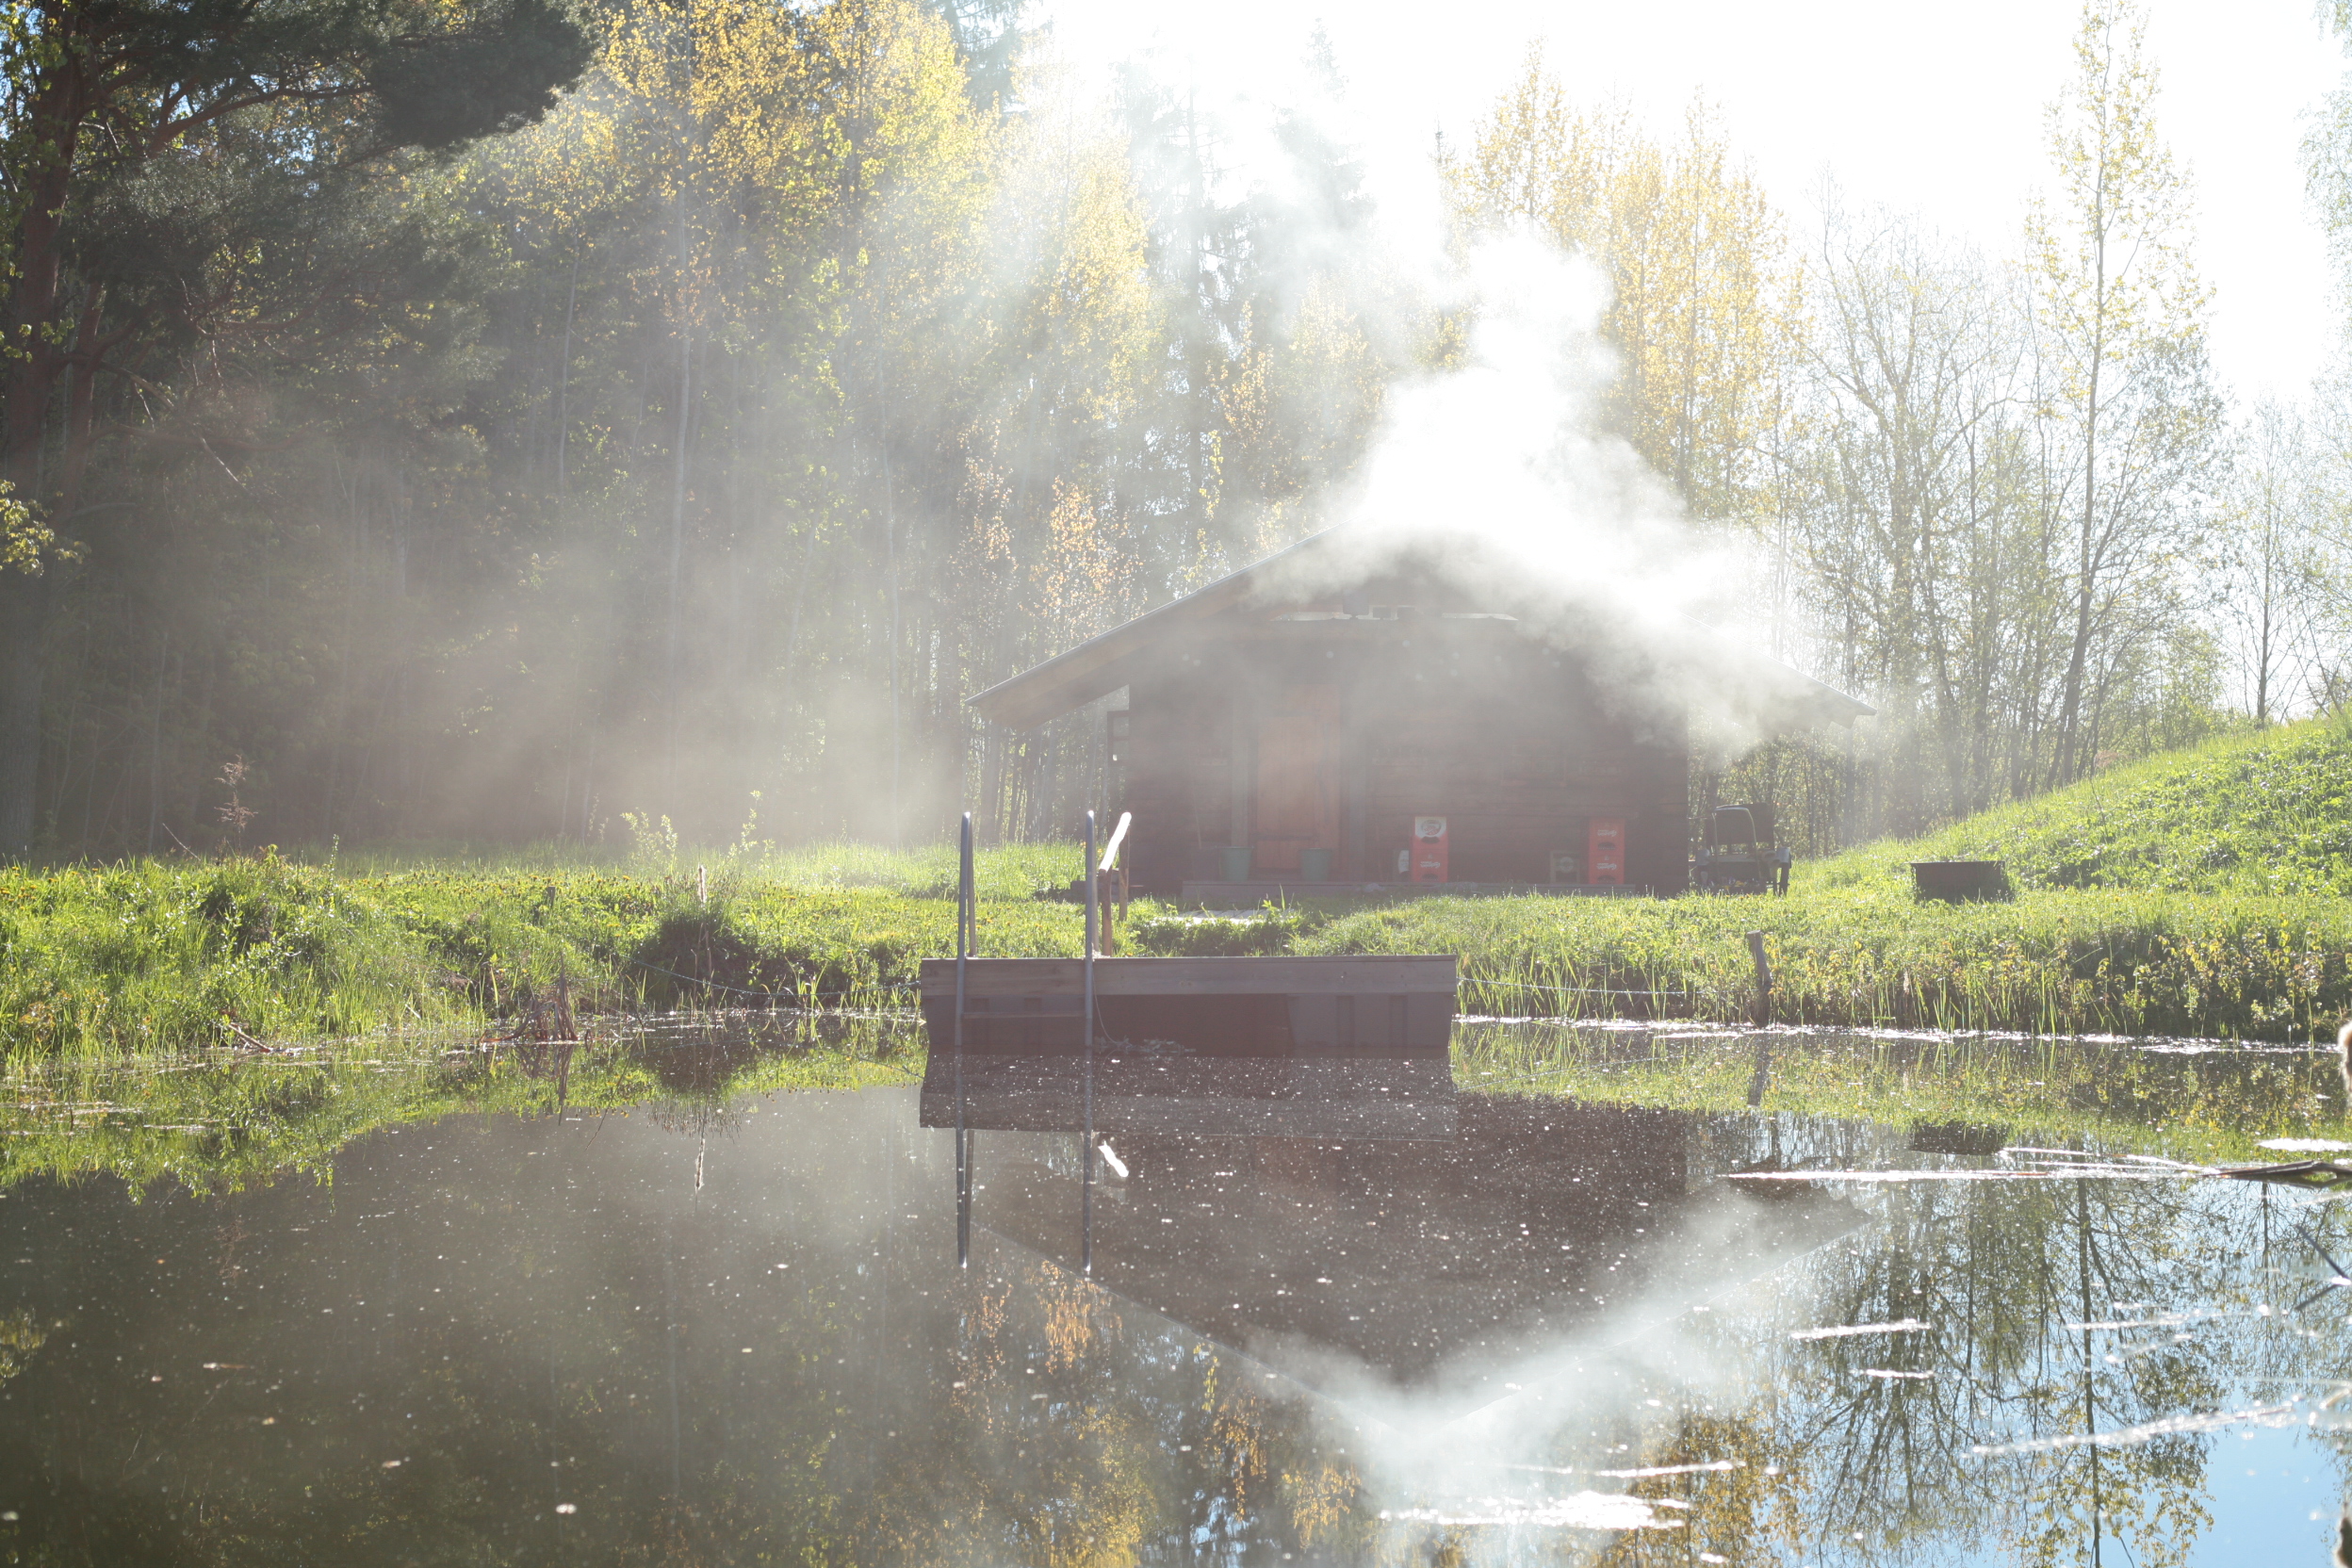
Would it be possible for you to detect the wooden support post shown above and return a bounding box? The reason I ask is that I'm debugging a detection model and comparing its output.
[1096,810,1131,954]
[1745,929,1772,1108]
[1094,874,1118,954]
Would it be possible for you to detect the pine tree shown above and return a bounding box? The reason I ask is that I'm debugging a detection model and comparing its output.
[0,0,593,855]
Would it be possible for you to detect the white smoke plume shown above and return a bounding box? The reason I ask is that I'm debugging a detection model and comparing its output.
[1028,24,1855,745]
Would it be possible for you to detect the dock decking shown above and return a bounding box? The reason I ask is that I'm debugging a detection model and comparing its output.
[917,954,1456,1057]
[1175,879,1650,906]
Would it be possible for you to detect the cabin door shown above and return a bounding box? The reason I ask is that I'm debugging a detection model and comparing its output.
[1253,686,1339,874]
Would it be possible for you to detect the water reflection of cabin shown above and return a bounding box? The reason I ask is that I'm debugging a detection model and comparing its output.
[968,1095,1858,1393]
[970,527,1873,899]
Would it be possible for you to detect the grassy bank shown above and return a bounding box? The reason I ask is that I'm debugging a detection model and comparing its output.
[11,849,2346,1054]
[0,843,1084,1060]
[11,717,2352,1058]
[1282,883,2352,1040]
[1827,711,2352,896]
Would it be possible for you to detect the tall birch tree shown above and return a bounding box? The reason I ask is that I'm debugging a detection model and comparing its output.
[2028,0,2216,787]
[1793,206,2064,829]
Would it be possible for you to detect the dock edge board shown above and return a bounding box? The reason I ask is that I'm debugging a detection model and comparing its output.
[916,955,1458,998]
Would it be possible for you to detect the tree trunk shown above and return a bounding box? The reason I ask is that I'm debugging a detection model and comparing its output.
[0,573,54,857]
[2050,328,2103,790]
[2050,580,2097,788]
[0,64,88,860]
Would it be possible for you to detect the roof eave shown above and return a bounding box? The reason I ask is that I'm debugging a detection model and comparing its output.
[967,528,1344,730]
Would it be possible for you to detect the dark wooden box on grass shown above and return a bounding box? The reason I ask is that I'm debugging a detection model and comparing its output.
[1910,860,2006,902]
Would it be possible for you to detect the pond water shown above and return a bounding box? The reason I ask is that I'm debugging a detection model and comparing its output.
[3,1021,2350,1564]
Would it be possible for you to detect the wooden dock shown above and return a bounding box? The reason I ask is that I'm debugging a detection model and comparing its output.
[917,1054,1457,1138]
[1175,879,1650,906]
[917,954,1456,1058]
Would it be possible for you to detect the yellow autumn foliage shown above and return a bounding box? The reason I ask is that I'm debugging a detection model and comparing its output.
[1447,49,1800,530]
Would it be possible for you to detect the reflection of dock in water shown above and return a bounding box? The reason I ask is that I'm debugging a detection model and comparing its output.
[923,809,1467,1273]
[918,1054,1457,1138]
[936,1069,1857,1396]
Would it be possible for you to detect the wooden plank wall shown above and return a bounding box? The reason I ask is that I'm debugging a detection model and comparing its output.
[1116,611,1690,892]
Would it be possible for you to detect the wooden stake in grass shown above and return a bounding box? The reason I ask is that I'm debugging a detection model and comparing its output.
[1745,931,1772,1024]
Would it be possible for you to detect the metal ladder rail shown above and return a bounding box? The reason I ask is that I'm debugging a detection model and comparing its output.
[1082,809,1096,1275]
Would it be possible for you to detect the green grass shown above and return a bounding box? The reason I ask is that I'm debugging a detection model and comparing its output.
[1456,1021,2343,1168]
[1816,712,2352,896]
[12,717,2352,1061]
[1282,885,2352,1041]
[0,844,1085,1061]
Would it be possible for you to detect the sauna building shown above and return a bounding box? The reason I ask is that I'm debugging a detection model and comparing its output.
[969,525,1872,899]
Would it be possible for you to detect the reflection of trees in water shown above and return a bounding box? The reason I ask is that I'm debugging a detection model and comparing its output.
[1591,1412,1811,1568]
[1465,1162,2352,1567]
[0,1308,50,1387]
[1739,1173,2339,1567]
[19,1089,2352,1566]
[861,1256,1369,1566]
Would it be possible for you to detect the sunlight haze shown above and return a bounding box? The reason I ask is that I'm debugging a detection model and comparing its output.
[1044,0,2345,400]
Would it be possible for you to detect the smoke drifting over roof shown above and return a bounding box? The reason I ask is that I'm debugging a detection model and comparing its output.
[972,233,1867,742]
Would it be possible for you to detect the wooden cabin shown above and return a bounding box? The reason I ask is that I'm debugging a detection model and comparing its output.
[970,527,1872,900]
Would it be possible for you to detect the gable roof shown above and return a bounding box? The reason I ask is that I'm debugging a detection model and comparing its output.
[968,524,1875,733]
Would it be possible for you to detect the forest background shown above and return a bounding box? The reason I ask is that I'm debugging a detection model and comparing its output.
[5,0,2351,864]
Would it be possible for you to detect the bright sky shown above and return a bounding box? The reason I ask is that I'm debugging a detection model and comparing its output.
[1041,0,2347,403]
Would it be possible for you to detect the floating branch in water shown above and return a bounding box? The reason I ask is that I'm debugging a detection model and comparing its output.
[1592,1460,1742,1478]
[1791,1318,1929,1340]
[1971,1401,2302,1455]
[1380,1494,1683,1529]
[1736,1143,2352,1187]
[2066,1310,2243,1331]
[2001,1147,2216,1172]
[2213,1158,2352,1188]
[1731,1168,2182,1184]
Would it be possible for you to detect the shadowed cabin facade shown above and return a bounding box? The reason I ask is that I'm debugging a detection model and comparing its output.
[971,528,1872,897]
